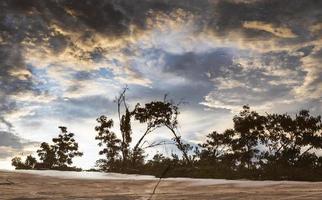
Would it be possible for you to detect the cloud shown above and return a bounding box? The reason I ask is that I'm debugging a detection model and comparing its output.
[50,95,117,121]
[1,0,322,167]
[163,49,235,81]
[1,1,321,110]
[146,44,312,113]
[0,131,38,159]
[243,21,297,38]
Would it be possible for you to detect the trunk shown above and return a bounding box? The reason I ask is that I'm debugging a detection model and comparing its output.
[132,128,151,164]
[133,128,150,154]
[167,125,191,165]
[117,88,128,164]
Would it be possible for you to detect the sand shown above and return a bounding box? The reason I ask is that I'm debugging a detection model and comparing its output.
[1,170,322,200]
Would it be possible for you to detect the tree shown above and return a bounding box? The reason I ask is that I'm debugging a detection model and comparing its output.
[52,126,83,167]
[11,155,37,170]
[116,87,135,164]
[232,105,266,169]
[263,110,322,168]
[134,99,191,164]
[291,110,322,159]
[36,127,83,169]
[197,106,322,180]
[37,142,57,168]
[199,130,235,162]
[96,88,192,170]
[95,115,121,171]
[11,157,25,169]
[24,155,37,169]
[132,101,171,162]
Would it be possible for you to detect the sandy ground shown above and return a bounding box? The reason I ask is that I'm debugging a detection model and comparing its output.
[1,171,322,200]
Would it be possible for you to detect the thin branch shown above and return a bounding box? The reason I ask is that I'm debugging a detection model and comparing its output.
[300,146,314,157]
[166,124,191,164]
[142,140,175,149]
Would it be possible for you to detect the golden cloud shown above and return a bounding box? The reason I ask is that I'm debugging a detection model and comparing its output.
[243,21,297,38]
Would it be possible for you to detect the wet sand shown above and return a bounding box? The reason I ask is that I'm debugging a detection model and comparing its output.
[1,170,322,200]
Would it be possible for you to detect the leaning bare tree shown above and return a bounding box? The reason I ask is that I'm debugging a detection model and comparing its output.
[95,87,192,171]
[133,97,191,164]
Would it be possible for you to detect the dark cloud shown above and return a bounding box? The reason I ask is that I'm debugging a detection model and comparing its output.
[2,0,209,39]
[56,96,116,119]
[163,49,235,82]
[0,1,49,118]
[0,131,25,149]
[1,0,320,112]
[128,84,212,110]
[19,95,117,123]
[0,131,37,159]
[21,0,319,43]
[212,0,322,40]
[0,0,208,112]
[0,44,34,119]
[0,116,13,130]
[71,70,97,81]
[159,46,309,110]
[0,45,33,92]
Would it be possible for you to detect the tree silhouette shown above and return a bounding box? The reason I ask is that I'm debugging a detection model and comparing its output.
[24,155,37,169]
[11,157,25,169]
[37,142,57,168]
[95,89,192,171]
[197,106,322,180]
[11,155,38,169]
[132,101,173,162]
[198,130,234,162]
[261,110,322,172]
[231,105,266,169]
[35,126,83,169]
[95,88,146,170]
[133,99,191,164]
[52,126,83,167]
[116,87,135,164]
[95,115,121,171]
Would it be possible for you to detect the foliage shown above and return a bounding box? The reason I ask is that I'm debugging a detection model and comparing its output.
[24,155,37,169]
[12,127,83,170]
[11,157,25,169]
[95,116,121,171]
[195,106,322,180]
[52,126,83,167]
[36,142,57,168]
[133,99,191,164]
[95,89,193,172]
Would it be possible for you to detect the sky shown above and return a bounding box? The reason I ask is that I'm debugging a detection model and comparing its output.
[1,0,322,170]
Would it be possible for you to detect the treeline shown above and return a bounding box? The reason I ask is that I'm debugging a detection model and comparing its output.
[11,88,322,181]
[164,106,322,181]
[12,126,83,171]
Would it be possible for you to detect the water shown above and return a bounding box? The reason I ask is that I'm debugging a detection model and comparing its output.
[12,170,157,180]
[3,170,311,186]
